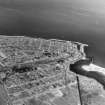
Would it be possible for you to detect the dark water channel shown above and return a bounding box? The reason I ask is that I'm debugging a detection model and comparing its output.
[70,59,105,89]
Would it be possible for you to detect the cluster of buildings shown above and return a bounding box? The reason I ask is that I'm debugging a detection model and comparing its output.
[0,35,87,105]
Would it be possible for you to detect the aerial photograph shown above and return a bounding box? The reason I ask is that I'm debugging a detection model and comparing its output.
[0,0,105,105]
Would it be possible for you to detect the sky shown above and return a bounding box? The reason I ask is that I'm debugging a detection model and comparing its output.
[0,0,105,67]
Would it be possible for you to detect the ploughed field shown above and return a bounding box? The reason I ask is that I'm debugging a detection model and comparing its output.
[0,35,86,105]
